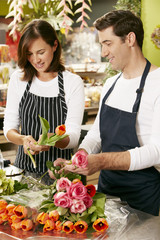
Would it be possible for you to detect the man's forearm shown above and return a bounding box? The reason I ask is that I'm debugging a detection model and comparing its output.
[88,151,131,171]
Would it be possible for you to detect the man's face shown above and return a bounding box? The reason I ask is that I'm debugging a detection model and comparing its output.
[98,26,130,71]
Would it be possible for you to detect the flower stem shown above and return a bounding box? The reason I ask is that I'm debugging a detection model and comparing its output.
[27,148,36,168]
[38,171,48,182]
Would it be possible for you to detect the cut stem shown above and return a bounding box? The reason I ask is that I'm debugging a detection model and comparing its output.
[27,148,36,168]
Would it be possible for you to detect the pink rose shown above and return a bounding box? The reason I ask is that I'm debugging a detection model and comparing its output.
[54,192,72,208]
[56,177,71,191]
[70,199,86,214]
[67,182,87,200]
[72,150,88,168]
[82,195,93,208]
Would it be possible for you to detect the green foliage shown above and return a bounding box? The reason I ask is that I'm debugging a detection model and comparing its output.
[46,160,81,180]
[0,169,28,196]
[114,0,141,17]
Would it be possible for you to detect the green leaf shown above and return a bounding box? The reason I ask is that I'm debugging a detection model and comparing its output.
[38,115,50,145]
[70,213,78,221]
[14,180,28,192]
[65,172,81,181]
[90,211,97,222]
[57,207,68,216]
[46,161,53,170]
[88,206,96,214]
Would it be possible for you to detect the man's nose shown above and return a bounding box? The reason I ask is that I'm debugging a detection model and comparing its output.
[101,47,109,58]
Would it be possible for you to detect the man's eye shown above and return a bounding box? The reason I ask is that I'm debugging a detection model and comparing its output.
[39,52,45,55]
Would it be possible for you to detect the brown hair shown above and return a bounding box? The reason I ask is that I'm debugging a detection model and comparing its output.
[94,10,144,50]
[18,19,65,81]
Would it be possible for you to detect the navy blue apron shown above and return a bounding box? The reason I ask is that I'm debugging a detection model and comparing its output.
[98,60,160,216]
[15,72,72,175]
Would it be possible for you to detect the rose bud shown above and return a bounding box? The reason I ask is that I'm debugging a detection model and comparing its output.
[21,219,33,231]
[74,220,88,234]
[49,210,59,221]
[85,184,96,197]
[43,219,55,232]
[62,221,74,234]
[55,125,66,136]
[92,218,109,232]
[13,205,27,219]
[36,212,49,224]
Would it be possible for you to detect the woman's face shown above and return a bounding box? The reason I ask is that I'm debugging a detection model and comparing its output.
[27,37,57,74]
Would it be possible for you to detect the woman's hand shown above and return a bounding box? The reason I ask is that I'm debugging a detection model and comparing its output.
[23,135,50,155]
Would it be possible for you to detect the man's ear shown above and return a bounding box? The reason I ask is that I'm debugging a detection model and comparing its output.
[126,32,136,47]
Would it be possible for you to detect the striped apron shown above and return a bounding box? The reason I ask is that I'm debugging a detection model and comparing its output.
[14,72,72,178]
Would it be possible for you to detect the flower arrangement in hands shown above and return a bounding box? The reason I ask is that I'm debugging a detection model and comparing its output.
[27,115,68,168]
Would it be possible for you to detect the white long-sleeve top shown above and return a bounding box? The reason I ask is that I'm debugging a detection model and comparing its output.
[79,68,160,171]
[3,69,85,149]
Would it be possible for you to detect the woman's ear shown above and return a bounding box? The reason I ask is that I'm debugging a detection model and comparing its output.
[53,40,58,52]
[126,32,136,47]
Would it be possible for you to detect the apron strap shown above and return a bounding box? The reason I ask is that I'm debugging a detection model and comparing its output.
[58,71,67,120]
[132,59,151,113]
[102,73,122,105]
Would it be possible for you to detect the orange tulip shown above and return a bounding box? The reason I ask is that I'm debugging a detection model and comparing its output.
[85,184,96,197]
[62,221,74,234]
[55,220,62,231]
[21,219,33,231]
[55,125,66,136]
[92,218,109,232]
[43,219,55,232]
[6,204,16,216]
[11,221,22,230]
[8,215,21,224]
[13,205,27,219]
[49,210,59,221]
[74,220,88,234]
[0,212,8,224]
[72,179,82,184]
[36,212,49,224]
[0,199,8,214]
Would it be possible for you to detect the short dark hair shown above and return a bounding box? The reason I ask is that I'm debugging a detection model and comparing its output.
[18,19,65,81]
[93,10,144,49]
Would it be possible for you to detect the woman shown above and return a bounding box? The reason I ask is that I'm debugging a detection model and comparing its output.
[3,19,85,184]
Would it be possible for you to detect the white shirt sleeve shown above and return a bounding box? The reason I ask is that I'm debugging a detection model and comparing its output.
[129,92,160,171]
[63,71,85,149]
[3,70,27,140]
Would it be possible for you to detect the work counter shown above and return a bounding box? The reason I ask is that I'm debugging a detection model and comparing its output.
[0,195,160,240]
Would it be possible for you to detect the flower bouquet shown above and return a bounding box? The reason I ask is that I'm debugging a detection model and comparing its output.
[0,154,108,236]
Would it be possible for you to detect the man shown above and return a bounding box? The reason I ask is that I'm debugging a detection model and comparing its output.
[53,10,160,216]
